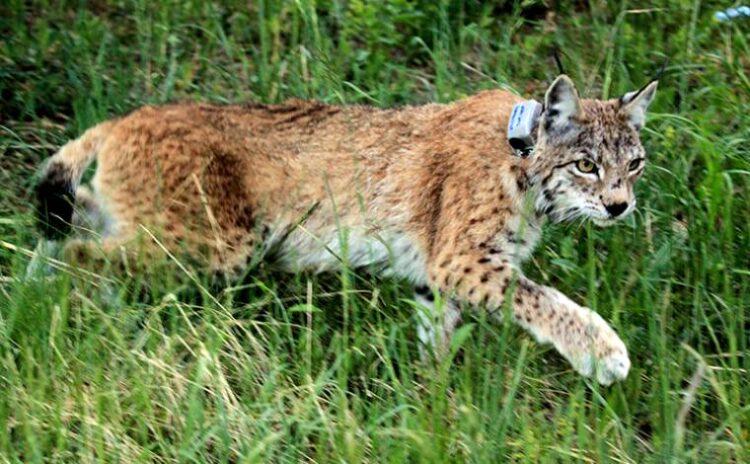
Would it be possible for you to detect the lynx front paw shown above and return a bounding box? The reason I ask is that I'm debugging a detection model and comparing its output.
[595,345,630,385]
[564,312,630,385]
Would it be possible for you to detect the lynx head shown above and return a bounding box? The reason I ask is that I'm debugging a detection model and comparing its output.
[531,75,658,226]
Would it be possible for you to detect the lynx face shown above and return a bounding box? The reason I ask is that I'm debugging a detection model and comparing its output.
[531,76,658,226]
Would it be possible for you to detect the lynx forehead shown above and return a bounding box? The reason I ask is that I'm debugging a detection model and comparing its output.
[34,74,657,385]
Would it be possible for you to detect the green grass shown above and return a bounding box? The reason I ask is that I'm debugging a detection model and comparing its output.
[1,0,749,462]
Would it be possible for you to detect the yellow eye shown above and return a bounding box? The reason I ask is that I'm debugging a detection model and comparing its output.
[576,159,597,174]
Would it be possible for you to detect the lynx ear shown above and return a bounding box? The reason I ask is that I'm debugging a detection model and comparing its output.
[543,75,582,133]
[619,80,658,130]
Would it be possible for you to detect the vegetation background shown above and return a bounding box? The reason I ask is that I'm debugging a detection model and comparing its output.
[1,0,748,462]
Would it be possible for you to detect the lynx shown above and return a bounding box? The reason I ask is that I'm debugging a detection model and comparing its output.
[34,75,657,384]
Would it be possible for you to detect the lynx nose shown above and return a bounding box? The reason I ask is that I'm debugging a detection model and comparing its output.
[605,202,628,217]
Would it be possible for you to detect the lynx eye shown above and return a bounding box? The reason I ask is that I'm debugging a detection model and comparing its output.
[575,159,597,174]
[628,158,644,172]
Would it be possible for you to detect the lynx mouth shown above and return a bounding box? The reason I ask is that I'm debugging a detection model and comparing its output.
[592,217,618,227]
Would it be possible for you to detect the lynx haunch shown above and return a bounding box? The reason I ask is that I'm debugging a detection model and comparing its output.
[35,75,657,384]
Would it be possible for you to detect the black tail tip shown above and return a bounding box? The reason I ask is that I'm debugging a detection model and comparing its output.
[35,162,75,240]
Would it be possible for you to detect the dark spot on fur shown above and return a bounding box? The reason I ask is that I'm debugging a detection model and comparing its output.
[478,257,490,264]
[205,151,256,231]
[263,103,298,114]
[415,285,431,296]
[480,272,490,283]
[516,173,528,192]
[277,103,340,125]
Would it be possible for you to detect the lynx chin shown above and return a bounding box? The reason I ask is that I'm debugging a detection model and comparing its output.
[34,74,657,385]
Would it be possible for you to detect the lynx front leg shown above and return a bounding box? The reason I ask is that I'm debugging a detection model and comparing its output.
[509,281,630,385]
[429,253,630,385]
[413,286,462,360]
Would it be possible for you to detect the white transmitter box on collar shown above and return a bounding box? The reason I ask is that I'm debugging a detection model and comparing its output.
[507,99,542,158]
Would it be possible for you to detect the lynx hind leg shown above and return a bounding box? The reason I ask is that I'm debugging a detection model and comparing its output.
[62,237,128,273]
[25,239,62,279]
[414,286,462,360]
[205,230,261,283]
[61,232,167,276]
[26,187,105,279]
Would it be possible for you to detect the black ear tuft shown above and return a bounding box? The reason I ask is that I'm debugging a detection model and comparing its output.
[618,80,658,130]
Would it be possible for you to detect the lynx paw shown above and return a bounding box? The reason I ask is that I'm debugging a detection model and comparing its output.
[565,313,630,385]
[594,346,630,385]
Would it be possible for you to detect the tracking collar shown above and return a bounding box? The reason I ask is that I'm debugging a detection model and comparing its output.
[507,100,542,158]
